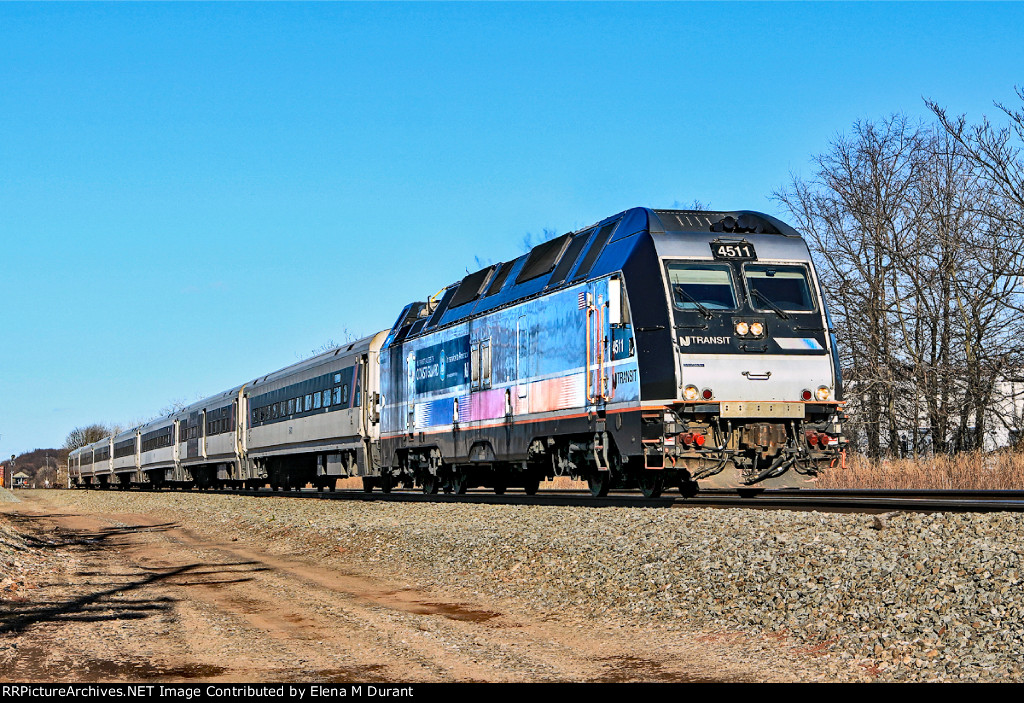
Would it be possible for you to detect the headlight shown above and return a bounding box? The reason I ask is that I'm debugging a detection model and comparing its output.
[750,321,764,336]
[684,385,700,401]
[815,386,830,401]
[735,321,749,336]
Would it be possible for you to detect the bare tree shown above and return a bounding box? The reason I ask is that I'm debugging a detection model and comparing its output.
[927,91,1024,446]
[298,330,358,361]
[520,227,559,253]
[927,88,1024,232]
[672,199,711,211]
[776,115,925,456]
[776,112,1024,458]
[64,424,112,450]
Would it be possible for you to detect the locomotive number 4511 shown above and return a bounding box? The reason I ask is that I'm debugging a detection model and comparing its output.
[711,242,757,260]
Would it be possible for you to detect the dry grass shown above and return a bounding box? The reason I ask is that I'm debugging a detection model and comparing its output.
[332,475,589,490]
[817,450,1024,490]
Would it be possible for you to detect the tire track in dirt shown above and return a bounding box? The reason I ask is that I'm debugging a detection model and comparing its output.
[1,493,772,682]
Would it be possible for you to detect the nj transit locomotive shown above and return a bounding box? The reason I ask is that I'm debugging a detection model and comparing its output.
[69,207,845,496]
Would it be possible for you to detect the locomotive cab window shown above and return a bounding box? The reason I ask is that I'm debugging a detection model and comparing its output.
[743,264,815,312]
[666,263,737,311]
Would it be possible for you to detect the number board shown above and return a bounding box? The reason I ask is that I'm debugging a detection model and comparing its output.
[711,241,757,260]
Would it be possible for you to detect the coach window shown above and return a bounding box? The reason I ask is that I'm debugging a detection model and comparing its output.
[334,373,342,384]
[333,386,342,405]
[342,384,350,408]
[305,394,313,411]
[314,392,322,409]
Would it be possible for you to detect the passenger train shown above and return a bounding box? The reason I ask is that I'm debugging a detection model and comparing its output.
[69,207,846,497]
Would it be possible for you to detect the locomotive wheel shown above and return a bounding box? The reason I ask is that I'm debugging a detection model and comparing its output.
[421,474,439,494]
[678,479,699,498]
[637,471,664,498]
[450,471,469,495]
[587,471,611,497]
[523,474,540,495]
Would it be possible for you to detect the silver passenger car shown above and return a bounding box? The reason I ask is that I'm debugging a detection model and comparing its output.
[173,386,247,488]
[245,331,388,490]
[138,415,178,486]
[83,436,113,486]
[68,446,84,486]
[111,426,141,487]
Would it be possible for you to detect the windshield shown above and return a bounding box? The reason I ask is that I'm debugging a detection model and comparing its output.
[743,264,815,312]
[666,263,737,311]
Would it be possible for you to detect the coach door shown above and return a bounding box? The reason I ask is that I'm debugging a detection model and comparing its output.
[200,409,208,459]
[516,316,529,413]
[187,411,200,459]
[585,287,605,405]
[586,278,620,406]
[406,351,416,432]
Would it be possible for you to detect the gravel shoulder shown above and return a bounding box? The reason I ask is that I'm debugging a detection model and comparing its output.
[2,489,1021,682]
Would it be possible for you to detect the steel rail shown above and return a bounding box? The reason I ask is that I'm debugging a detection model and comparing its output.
[104,484,1024,513]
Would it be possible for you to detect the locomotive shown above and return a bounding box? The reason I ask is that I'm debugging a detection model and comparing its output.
[69,207,845,496]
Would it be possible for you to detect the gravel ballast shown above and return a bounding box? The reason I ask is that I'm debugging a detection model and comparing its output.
[11,490,1024,682]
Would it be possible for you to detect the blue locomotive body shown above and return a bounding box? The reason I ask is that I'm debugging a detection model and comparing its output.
[380,207,845,495]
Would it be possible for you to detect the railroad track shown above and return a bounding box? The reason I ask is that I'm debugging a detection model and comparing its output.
[98,485,1024,513]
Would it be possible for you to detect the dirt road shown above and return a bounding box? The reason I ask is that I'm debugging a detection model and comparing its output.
[0,491,828,683]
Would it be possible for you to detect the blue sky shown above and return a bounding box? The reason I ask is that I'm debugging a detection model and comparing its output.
[2,2,1022,456]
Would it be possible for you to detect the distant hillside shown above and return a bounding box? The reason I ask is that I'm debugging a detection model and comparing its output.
[2,448,68,488]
